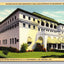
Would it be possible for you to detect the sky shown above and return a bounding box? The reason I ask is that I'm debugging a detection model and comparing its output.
[0,5,64,24]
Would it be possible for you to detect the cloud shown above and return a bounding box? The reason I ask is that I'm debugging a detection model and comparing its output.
[42,11,60,18]
[0,16,5,22]
[4,9,11,13]
[55,11,64,14]
[0,9,15,15]
[57,19,64,22]
[41,11,64,24]
[0,9,15,21]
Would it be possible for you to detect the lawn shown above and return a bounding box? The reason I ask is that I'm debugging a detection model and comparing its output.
[0,51,64,58]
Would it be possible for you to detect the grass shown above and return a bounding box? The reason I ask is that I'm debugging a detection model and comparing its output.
[0,50,64,58]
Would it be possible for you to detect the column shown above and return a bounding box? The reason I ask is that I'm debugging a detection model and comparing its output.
[56,44,58,49]
[43,35,47,52]
[51,44,53,49]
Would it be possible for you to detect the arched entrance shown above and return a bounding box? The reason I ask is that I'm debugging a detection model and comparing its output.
[36,36,43,45]
[35,36,43,51]
[27,37,32,46]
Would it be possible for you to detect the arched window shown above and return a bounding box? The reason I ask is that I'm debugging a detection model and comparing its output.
[38,21,40,23]
[27,37,32,46]
[50,24,53,28]
[46,23,49,27]
[54,25,57,29]
[41,21,44,26]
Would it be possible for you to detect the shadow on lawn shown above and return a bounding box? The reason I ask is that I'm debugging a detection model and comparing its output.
[0,56,6,58]
[41,55,64,58]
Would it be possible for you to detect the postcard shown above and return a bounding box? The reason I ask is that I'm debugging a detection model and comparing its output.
[0,2,64,61]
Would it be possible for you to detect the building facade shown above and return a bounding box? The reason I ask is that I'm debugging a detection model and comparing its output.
[0,8,64,51]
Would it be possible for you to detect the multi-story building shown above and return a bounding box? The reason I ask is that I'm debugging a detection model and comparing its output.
[0,8,64,51]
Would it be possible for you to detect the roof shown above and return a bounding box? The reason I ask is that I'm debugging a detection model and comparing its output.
[33,12,58,23]
[58,23,64,25]
[0,8,64,25]
[0,8,35,24]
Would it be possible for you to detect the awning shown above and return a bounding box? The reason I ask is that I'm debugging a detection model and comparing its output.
[62,39,64,43]
[53,38,60,44]
[36,40,43,44]
[58,38,64,43]
[27,37,32,42]
[47,37,55,44]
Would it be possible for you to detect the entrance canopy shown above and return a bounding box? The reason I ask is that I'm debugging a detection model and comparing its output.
[27,37,32,42]
[59,38,64,43]
[36,37,43,44]
[36,40,42,43]
[47,37,60,44]
[47,37,55,44]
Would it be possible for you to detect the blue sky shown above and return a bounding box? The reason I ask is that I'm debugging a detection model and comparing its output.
[0,5,64,24]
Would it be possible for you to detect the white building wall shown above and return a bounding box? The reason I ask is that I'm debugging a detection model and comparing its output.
[19,22,38,50]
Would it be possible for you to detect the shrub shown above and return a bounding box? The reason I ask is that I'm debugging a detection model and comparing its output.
[0,47,19,52]
[0,47,8,50]
[20,43,28,52]
[34,43,43,51]
[9,47,19,52]
[3,49,9,55]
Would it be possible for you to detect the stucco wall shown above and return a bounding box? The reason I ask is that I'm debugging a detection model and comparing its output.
[19,22,38,50]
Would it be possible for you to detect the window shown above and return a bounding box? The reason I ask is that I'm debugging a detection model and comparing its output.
[11,25,14,28]
[15,38,16,44]
[33,25,35,29]
[54,25,57,29]
[23,15,25,18]
[46,23,49,27]
[16,39,19,42]
[33,18,35,21]
[15,16,16,19]
[27,37,32,46]
[3,39,7,44]
[41,21,44,26]
[10,19,11,22]
[12,18,14,21]
[38,21,40,23]
[28,24,31,28]
[23,23,25,27]
[27,42,32,46]
[62,45,64,48]
[10,39,11,44]
[41,29,43,31]
[12,38,14,44]
[15,24,17,28]
[28,17,30,20]
[50,24,53,28]
[8,21,9,24]
[38,28,40,31]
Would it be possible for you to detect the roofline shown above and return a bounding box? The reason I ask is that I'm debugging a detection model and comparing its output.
[33,12,58,23]
[58,23,64,25]
[0,8,64,25]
